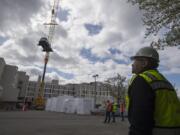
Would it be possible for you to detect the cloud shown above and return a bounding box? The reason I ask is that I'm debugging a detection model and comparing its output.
[84,23,103,36]
[159,47,180,74]
[58,8,70,22]
[0,36,9,45]
[177,90,180,99]
[80,48,109,63]
[0,30,43,66]
[0,0,179,85]
[0,0,45,36]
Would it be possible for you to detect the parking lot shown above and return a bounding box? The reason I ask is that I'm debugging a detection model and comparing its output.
[0,111,129,135]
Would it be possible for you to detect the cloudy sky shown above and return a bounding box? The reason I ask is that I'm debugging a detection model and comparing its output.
[0,0,179,96]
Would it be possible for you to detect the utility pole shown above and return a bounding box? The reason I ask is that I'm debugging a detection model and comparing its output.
[92,74,98,108]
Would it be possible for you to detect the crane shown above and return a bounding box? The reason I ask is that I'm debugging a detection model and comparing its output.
[34,0,60,110]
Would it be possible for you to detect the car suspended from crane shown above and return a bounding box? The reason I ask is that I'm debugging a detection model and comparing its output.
[34,0,60,110]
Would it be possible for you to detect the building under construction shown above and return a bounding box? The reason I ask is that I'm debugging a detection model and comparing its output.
[0,58,29,110]
[0,57,117,110]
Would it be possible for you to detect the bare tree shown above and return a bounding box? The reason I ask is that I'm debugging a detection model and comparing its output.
[105,74,126,104]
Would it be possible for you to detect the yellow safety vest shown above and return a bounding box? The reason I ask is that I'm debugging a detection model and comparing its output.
[128,69,180,128]
[112,103,117,112]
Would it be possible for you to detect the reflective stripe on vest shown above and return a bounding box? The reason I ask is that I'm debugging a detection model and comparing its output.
[150,81,174,91]
[138,70,180,128]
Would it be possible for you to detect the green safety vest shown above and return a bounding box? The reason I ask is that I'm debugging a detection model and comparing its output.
[128,69,180,128]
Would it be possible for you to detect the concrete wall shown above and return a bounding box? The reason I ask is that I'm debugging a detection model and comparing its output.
[34,76,41,98]
[17,71,29,98]
[0,58,6,98]
[26,76,41,101]
[0,58,6,80]
[1,65,19,102]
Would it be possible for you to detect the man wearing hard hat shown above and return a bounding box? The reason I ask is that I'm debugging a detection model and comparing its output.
[128,47,180,135]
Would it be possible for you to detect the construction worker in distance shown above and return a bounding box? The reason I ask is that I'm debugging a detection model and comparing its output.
[104,100,112,123]
[111,102,117,123]
[120,100,125,121]
[128,46,180,135]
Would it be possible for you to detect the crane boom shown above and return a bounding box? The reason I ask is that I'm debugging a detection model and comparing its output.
[35,0,60,110]
[46,0,60,44]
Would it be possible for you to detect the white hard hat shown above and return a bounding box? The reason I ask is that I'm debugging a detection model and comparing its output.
[131,47,159,62]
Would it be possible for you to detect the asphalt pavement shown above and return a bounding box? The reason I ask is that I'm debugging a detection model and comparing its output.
[0,111,129,135]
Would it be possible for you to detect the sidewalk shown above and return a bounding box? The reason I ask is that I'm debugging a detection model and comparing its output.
[0,111,129,135]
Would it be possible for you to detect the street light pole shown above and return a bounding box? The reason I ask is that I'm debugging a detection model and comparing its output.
[92,74,98,108]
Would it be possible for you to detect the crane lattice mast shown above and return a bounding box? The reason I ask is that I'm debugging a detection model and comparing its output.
[35,0,60,109]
